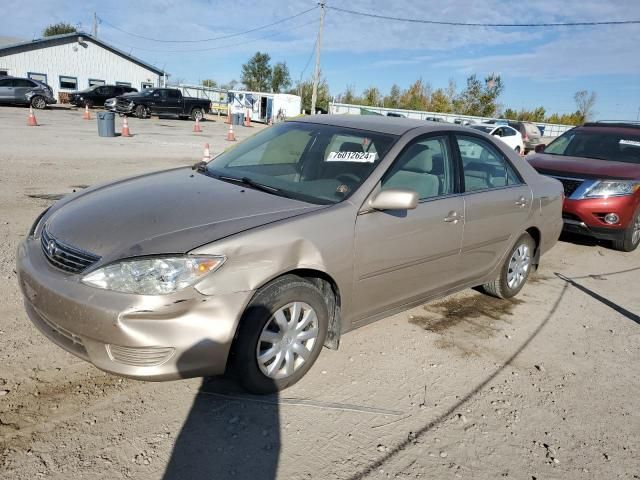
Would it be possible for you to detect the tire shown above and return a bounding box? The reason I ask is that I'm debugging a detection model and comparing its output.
[232,275,329,394]
[84,99,94,109]
[612,208,640,252]
[31,95,46,109]
[135,104,148,119]
[482,232,535,299]
[190,107,204,121]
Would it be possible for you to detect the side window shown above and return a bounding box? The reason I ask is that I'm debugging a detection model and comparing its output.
[167,90,181,99]
[14,79,34,87]
[382,136,454,200]
[503,127,516,137]
[0,79,11,87]
[457,136,522,191]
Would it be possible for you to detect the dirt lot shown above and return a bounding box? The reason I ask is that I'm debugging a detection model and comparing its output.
[0,105,638,480]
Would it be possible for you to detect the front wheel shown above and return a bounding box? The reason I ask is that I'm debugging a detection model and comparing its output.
[135,104,149,119]
[31,95,46,109]
[612,208,640,252]
[232,275,328,394]
[482,232,535,299]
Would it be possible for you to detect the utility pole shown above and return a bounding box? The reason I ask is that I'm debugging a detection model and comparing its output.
[310,2,325,116]
[92,12,98,38]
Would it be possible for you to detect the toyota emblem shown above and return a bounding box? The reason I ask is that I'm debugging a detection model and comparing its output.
[47,240,57,257]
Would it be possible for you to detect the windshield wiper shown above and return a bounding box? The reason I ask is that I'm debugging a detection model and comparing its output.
[214,174,283,195]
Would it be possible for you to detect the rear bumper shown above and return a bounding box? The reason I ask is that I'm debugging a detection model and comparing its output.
[16,237,253,381]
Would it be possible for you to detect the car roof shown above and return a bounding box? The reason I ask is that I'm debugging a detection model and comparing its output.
[292,114,435,135]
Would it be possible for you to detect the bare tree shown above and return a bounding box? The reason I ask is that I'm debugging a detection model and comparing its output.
[574,90,597,122]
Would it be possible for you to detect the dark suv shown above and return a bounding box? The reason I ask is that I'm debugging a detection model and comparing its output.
[0,76,57,109]
[528,122,640,251]
[69,84,138,108]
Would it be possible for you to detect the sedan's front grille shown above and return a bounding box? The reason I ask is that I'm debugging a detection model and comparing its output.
[552,177,584,197]
[41,227,100,273]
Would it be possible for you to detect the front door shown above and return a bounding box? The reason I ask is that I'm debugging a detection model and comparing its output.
[455,134,532,280]
[0,78,12,101]
[353,135,465,323]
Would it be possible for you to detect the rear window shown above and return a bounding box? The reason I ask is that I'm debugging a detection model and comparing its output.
[545,129,640,164]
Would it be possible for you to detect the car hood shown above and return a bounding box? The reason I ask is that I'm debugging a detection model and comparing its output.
[528,153,640,180]
[45,168,326,263]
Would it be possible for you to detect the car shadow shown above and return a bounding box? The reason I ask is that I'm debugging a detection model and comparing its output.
[559,231,609,248]
[162,320,280,479]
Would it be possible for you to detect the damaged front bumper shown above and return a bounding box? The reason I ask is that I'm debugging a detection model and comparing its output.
[16,238,253,381]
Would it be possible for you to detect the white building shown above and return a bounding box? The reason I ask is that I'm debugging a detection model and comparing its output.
[0,32,164,100]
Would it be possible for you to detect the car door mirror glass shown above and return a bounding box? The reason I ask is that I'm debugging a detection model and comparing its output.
[534,144,546,153]
[369,189,418,211]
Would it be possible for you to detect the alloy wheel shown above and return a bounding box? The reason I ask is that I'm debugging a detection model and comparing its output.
[256,302,319,380]
[632,213,640,246]
[32,97,46,109]
[507,243,531,289]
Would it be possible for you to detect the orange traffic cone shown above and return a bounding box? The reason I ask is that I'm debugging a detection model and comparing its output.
[244,109,252,127]
[82,104,91,120]
[27,106,38,126]
[202,143,211,161]
[121,116,131,137]
[193,117,202,133]
[226,123,236,142]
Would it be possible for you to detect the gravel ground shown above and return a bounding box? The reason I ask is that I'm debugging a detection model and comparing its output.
[0,105,638,480]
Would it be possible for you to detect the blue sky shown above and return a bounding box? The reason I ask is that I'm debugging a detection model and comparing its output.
[5,0,640,119]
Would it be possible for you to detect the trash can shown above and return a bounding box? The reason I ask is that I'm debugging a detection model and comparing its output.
[238,112,245,126]
[97,111,116,137]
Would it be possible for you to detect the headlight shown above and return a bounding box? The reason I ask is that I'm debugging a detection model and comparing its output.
[82,256,225,295]
[582,180,640,198]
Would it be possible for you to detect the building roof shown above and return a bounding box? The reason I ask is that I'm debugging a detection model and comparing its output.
[0,32,164,76]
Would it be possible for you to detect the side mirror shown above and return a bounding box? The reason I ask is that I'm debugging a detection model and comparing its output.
[534,144,546,153]
[369,189,419,211]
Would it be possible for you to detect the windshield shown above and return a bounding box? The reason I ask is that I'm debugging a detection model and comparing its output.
[470,125,494,134]
[206,122,397,205]
[545,129,640,164]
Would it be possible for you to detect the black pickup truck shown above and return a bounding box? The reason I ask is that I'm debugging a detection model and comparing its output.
[115,88,210,120]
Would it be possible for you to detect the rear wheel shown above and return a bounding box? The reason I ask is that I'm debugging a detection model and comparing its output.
[83,99,94,109]
[232,275,328,394]
[612,208,640,252]
[31,95,46,109]
[482,232,535,299]
[190,107,204,121]
[135,104,149,119]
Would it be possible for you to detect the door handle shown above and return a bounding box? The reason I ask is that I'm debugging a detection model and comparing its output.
[444,211,464,223]
[515,197,528,208]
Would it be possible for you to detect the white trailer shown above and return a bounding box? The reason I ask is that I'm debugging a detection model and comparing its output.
[229,90,301,123]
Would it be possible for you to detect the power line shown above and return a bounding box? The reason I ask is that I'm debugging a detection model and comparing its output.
[98,6,317,43]
[326,5,640,27]
[105,19,319,54]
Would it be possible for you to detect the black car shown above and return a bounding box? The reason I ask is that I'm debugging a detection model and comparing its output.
[69,84,138,108]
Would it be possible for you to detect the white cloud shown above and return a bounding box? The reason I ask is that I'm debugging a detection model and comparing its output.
[433,26,640,78]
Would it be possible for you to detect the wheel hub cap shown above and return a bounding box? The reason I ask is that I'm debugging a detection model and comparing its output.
[633,213,640,245]
[256,302,318,380]
[507,243,531,289]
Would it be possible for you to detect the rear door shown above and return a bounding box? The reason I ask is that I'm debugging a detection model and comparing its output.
[455,134,532,280]
[164,89,182,115]
[353,134,465,322]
